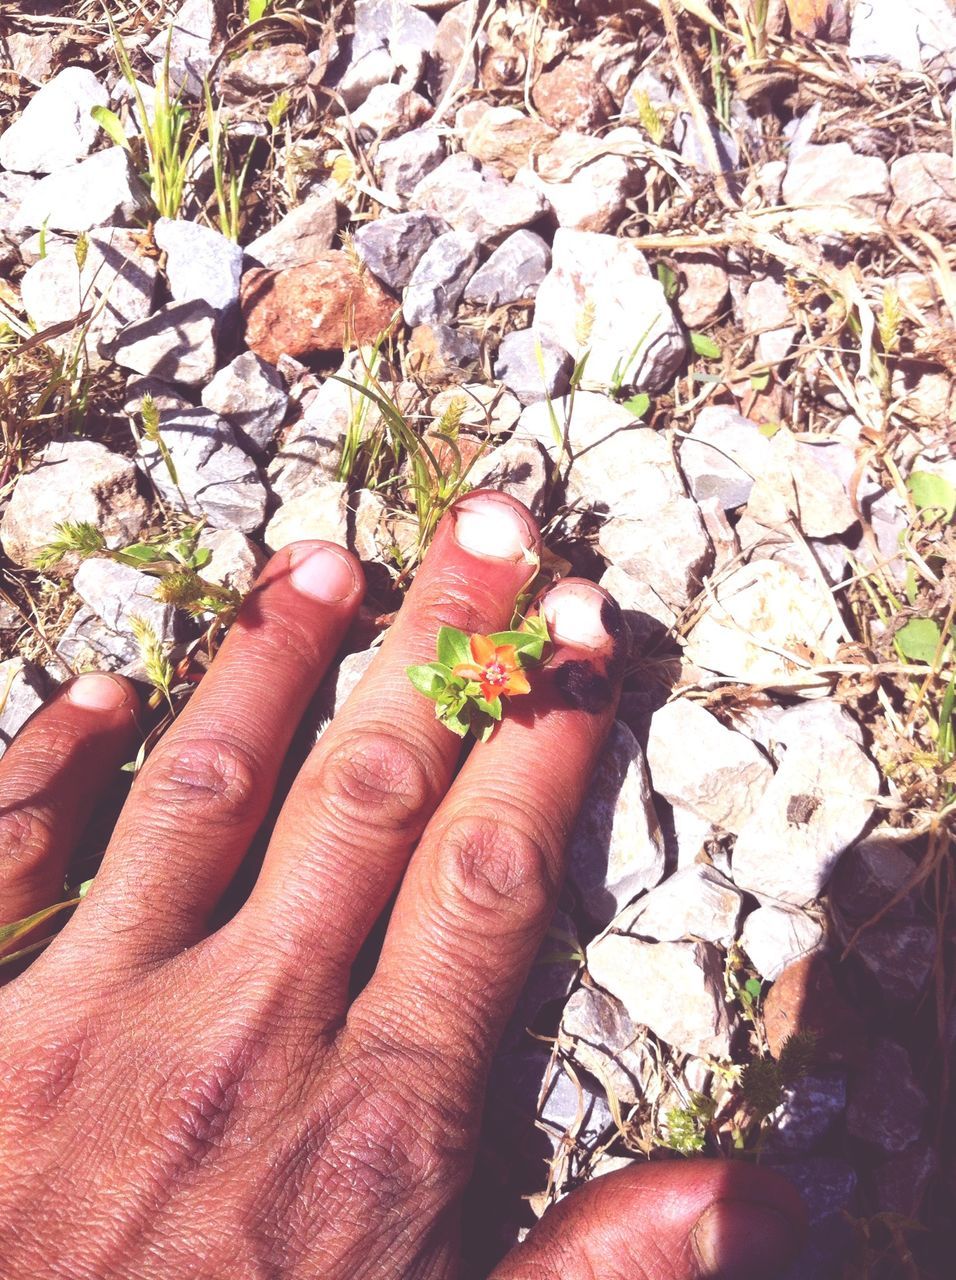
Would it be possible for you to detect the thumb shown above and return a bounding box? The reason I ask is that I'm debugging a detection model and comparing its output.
[488,1159,807,1280]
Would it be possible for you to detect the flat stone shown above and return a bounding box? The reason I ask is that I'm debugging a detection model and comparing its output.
[202,351,288,453]
[463,230,550,308]
[598,501,713,613]
[123,376,191,417]
[586,935,733,1059]
[466,437,549,519]
[243,190,340,271]
[599,564,677,650]
[747,427,858,538]
[154,217,243,313]
[533,228,686,392]
[138,408,267,533]
[218,42,312,101]
[493,328,571,405]
[846,1039,926,1152]
[515,129,642,233]
[679,406,771,511]
[375,127,448,201]
[1,440,149,570]
[566,720,665,928]
[646,699,773,834]
[73,558,178,646]
[353,211,446,291]
[2,31,57,86]
[611,864,743,946]
[20,148,148,233]
[741,906,825,982]
[241,254,397,364]
[0,172,36,250]
[408,152,549,246]
[109,300,219,386]
[677,251,729,328]
[831,832,920,923]
[0,659,46,759]
[463,105,557,179]
[559,985,654,1104]
[849,0,956,78]
[197,528,266,595]
[537,1058,614,1155]
[732,733,879,905]
[768,1073,848,1153]
[403,229,480,326]
[782,142,890,216]
[743,276,797,366]
[0,66,108,174]
[428,383,521,436]
[55,608,142,675]
[531,57,615,131]
[852,921,936,1004]
[264,481,349,552]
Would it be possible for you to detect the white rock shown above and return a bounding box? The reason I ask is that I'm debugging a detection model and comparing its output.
[746,427,857,538]
[533,228,686,392]
[598,501,712,613]
[409,152,549,245]
[244,189,340,271]
[73,558,177,645]
[0,659,46,759]
[515,131,640,233]
[559,986,654,1104]
[0,66,108,174]
[680,406,771,511]
[19,148,147,233]
[587,935,733,1059]
[334,0,437,106]
[741,905,825,981]
[743,277,797,366]
[647,699,773,834]
[849,0,956,79]
[684,560,842,692]
[676,251,729,328]
[466,437,549,519]
[265,482,349,552]
[0,440,149,569]
[197,528,266,595]
[493,328,571,405]
[890,151,956,232]
[202,351,288,453]
[352,83,430,137]
[782,142,890,216]
[154,217,243,312]
[566,721,665,927]
[110,300,219,386]
[146,0,227,97]
[599,564,677,648]
[0,172,36,247]
[732,734,880,905]
[611,864,743,946]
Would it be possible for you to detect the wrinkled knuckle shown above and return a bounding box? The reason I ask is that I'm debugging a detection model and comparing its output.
[412,573,500,645]
[435,813,556,929]
[0,805,55,889]
[321,730,436,834]
[138,737,261,827]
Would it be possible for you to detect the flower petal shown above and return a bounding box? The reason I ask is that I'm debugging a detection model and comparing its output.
[503,668,531,696]
[452,662,484,682]
[494,643,520,671]
[470,633,497,665]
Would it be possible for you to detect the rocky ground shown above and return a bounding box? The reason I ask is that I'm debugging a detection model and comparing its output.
[1,1,956,1276]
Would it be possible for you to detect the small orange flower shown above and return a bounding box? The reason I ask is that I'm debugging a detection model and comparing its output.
[452,633,532,702]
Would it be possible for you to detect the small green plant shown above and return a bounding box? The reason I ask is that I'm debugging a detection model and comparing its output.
[662,1091,717,1155]
[633,89,666,146]
[139,393,180,489]
[204,82,256,241]
[129,614,175,711]
[248,0,271,20]
[739,1031,819,1125]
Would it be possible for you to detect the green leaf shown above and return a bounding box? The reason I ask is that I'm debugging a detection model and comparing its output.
[91,104,130,151]
[907,471,956,524]
[248,0,270,19]
[750,371,771,391]
[407,662,451,698]
[896,617,942,664]
[622,393,651,419]
[472,713,497,743]
[758,421,781,438]
[488,629,546,662]
[744,978,762,1000]
[474,695,503,721]
[118,543,163,564]
[437,702,471,737]
[436,625,472,669]
[691,332,721,360]
[656,261,679,301]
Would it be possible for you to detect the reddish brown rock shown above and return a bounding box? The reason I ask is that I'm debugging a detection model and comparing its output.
[763,953,867,1066]
[531,58,615,132]
[241,255,398,364]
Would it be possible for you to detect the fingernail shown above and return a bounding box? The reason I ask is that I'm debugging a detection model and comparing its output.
[453,493,536,561]
[68,673,129,710]
[288,544,358,602]
[692,1201,803,1279]
[542,581,612,650]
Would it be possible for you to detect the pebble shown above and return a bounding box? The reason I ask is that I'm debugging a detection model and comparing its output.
[782,142,891,216]
[197,528,266,596]
[428,384,521,436]
[109,300,220,386]
[463,230,550,309]
[743,276,797,366]
[218,43,312,102]
[599,564,677,649]
[0,659,46,759]
[610,864,743,946]
[138,408,268,533]
[740,905,825,982]
[55,609,142,675]
[537,1058,614,1156]
[746,427,858,538]
[20,148,148,233]
[768,1073,848,1153]
[353,211,446,291]
[493,328,572,405]
[676,251,729,328]
[597,500,712,613]
[73,558,178,648]
[830,832,920,923]
[1,440,149,569]
[375,127,447,201]
[463,106,557,179]
[264,481,349,552]
[243,189,340,271]
[466,437,549,519]
[408,153,549,245]
[146,0,226,97]
[531,57,615,131]
[646,698,773,835]
[849,0,956,78]
[559,985,654,1104]
[516,132,640,234]
[846,1039,927,1152]
[852,921,936,1004]
[533,228,686,392]
[352,83,430,137]
[679,405,770,511]
[566,720,665,928]
[890,151,956,232]
[403,230,480,326]
[0,66,108,174]
[586,935,733,1059]
[154,217,244,313]
[0,172,36,250]
[407,322,479,380]
[241,254,397,364]
[202,352,289,453]
[334,0,437,107]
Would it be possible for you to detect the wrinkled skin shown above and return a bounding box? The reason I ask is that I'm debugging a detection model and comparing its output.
[0,494,806,1279]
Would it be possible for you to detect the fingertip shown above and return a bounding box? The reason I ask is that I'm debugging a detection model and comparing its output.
[539,578,625,653]
[448,490,541,564]
[66,672,137,714]
[285,541,364,604]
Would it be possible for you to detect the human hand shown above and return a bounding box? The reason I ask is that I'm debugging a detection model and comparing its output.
[0,492,805,1278]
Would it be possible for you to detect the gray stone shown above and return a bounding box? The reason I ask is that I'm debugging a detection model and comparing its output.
[598,564,676,649]
[598,501,712,614]
[533,228,686,392]
[680,406,770,510]
[853,922,936,1004]
[846,1039,926,1152]
[202,351,288,453]
[19,148,147,233]
[515,129,641,233]
[123,376,191,417]
[747,427,857,539]
[769,1074,847,1153]
[268,361,374,502]
[740,906,825,982]
[782,142,890,216]
[769,1157,857,1280]
[138,408,267,533]
[466,437,549,519]
[352,83,430,137]
[350,489,418,566]
[675,112,739,173]
[334,0,437,106]
[197,528,266,596]
[732,734,879,905]
[0,66,108,174]
[409,153,549,245]
[501,907,581,1056]
[463,230,550,308]
[874,1143,938,1218]
[646,699,773,835]
[743,277,797,366]
[244,190,340,271]
[764,700,865,758]
[831,832,920,923]
[586,935,733,1059]
[375,127,448,201]
[146,0,228,97]
[537,1057,614,1154]
[559,985,654,1104]
[1,440,149,570]
[154,217,243,313]
[408,321,480,376]
[55,608,140,674]
[0,659,47,759]
[326,646,379,717]
[264,482,349,552]
[0,172,36,248]
[611,864,743,947]
[353,211,446,291]
[110,300,219,386]
[891,150,956,232]
[566,721,665,928]
[403,230,480,326]
[493,328,571,405]
[73,558,178,646]
[428,383,521,436]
